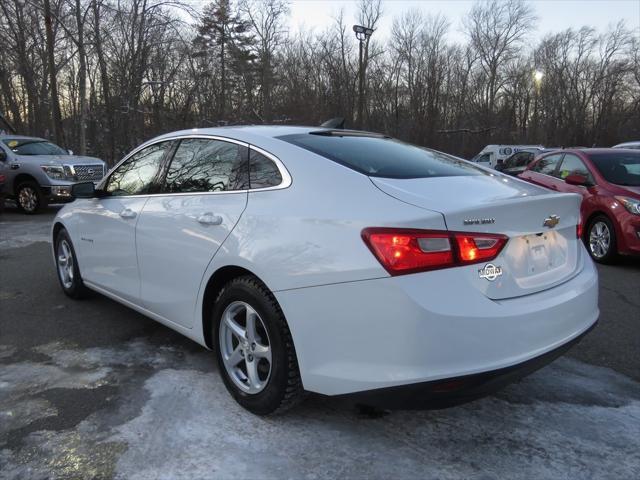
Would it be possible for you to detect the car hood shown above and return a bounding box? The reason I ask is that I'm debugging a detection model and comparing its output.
[15,154,105,166]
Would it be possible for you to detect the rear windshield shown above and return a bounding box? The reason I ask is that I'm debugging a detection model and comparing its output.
[278,133,483,179]
[589,151,640,186]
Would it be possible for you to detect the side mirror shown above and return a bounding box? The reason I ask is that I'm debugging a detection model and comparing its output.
[71,182,96,198]
[67,149,74,156]
[565,174,590,186]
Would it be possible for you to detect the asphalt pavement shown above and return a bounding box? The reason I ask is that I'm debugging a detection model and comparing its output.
[1,205,639,480]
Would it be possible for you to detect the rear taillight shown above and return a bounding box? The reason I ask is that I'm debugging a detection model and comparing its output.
[362,228,508,276]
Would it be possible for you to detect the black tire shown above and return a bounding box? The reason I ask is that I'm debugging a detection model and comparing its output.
[16,181,48,214]
[213,275,304,415]
[54,229,91,299]
[586,215,618,264]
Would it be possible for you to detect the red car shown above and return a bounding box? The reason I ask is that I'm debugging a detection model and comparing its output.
[518,148,640,263]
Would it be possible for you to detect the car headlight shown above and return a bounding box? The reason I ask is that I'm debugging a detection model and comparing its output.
[41,165,69,180]
[615,196,640,215]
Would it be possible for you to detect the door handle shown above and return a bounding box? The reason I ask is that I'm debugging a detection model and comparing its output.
[119,208,137,219]
[197,213,223,225]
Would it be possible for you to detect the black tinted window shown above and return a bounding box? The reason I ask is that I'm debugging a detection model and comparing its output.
[514,152,533,167]
[532,154,562,176]
[589,151,640,186]
[279,133,483,179]
[249,150,282,189]
[106,142,171,196]
[163,139,248,193]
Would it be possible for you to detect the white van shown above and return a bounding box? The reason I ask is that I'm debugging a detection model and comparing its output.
[471,145,544,169]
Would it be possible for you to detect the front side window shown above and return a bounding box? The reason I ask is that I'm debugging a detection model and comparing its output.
[249,149,282,189]
[163,138,248,193]
[3,139,67,156]
[105,142,171,196]
[279,133,484,179]
[532,154,562,176]
[558,154,592,180]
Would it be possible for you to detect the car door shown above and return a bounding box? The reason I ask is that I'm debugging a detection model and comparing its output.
[135,137,249,328]
[519,153,564,190]
[76,141,173,302]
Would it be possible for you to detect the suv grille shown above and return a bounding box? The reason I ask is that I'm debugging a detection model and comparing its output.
[73,164,104,182]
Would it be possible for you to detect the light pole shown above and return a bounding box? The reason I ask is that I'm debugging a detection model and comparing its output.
[353,25,374,129]
[532,70,544,140]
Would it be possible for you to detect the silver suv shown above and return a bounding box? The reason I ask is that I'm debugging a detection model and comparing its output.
[0,135,106,213]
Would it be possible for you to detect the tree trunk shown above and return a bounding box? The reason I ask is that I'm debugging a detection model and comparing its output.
[43,0,66,147]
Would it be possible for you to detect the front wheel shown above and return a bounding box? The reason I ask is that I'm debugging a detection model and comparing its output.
[587,215,617,264]
[55,229,91,299]
[16,181,47,214]
[213,276,304,415]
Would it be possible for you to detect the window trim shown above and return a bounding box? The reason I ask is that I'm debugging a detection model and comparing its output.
[98,134,292,198]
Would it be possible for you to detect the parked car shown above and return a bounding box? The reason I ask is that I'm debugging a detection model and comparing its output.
[0,135,106,213]
[52,126,598,414]
[518,148,640,263]
[495,148,544,176]
[470,144,544,169]
[613,141,640,150]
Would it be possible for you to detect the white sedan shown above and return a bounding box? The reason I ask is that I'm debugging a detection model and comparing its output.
[52,126,599,415]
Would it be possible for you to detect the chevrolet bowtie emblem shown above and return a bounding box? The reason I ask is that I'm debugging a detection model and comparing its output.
[543,215,560,228]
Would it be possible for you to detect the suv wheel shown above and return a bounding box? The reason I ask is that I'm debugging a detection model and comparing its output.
[55,229,90,299]
[213,276,304,415]
[16,181,47,214]
[587,215,617,264]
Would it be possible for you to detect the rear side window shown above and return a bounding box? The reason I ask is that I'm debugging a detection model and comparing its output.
[163,139,248,193]
[278,133,483,179]
[249,149,282,189]
[532,154,562,176]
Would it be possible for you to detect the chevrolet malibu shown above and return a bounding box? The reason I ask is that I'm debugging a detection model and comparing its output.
[52,126,599,415]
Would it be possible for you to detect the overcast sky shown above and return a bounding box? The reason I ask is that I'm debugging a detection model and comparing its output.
[287,0,640,43]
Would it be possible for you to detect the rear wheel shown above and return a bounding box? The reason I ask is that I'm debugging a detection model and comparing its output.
[213,276,304,415]
[587,215,617,264]
[16,181,47,214]
[55,229,91,299]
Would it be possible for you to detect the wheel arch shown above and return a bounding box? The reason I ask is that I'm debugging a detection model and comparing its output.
[201,265,272,350]
[13,173,40,194]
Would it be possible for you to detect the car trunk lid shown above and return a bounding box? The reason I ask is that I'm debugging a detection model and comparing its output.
[371,174,583,300]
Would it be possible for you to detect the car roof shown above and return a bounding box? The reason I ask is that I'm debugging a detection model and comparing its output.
[150,125,323,144]
[613,141,640,147]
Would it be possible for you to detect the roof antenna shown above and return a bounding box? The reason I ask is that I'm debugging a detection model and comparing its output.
[320,117,345,129]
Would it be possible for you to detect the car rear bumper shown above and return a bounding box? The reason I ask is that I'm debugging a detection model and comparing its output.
[275,247,599,396]
[334,320,596,409]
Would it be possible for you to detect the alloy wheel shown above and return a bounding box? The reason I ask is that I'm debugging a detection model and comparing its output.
[57,239,75,289]
[589,221,611,259]
[18,186,38,212]
[219,301,272,394]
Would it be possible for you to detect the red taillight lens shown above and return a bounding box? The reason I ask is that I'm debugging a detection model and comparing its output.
[453,234,506,264]
[362,228,508,276]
